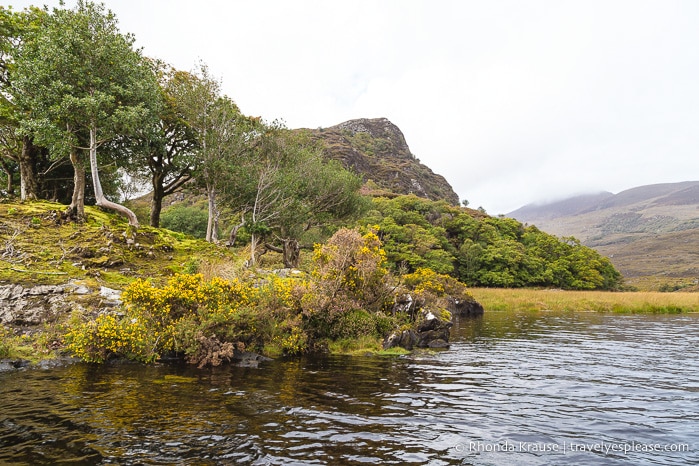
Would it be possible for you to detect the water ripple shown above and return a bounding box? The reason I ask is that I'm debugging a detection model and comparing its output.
[1,311,698,464]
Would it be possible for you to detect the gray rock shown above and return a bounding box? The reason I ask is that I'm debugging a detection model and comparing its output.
[382,329,418,350]
[427,339,450,348]
[99,286,122,304]
[232,350,272,368]
[0,359,30,372]
[448,296,484,317]
[73,285,91,295]
[0,284,69,325]
[392,293,416,316]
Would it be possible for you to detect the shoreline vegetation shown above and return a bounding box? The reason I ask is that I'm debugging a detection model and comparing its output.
[0,201,468,366]
[0,200,695,369]
[470,288,699,314]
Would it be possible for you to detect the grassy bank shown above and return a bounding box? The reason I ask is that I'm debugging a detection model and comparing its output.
[470,288,699,313]
[0,201,464,365]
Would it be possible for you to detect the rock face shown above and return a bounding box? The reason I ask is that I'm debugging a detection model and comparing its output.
[448,296,484,317]
[302,118,460,205]
[0,284,68,326]
[383,307,454,350]
[0,283,123,326]
[336,118,413,157]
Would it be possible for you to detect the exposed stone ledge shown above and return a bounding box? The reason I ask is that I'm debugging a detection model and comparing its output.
[0,282,122,326]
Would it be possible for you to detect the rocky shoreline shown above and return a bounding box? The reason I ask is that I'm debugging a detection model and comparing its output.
[0,280,484,372]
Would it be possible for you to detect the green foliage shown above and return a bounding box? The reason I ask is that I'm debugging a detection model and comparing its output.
[9,0,159,224]
[161,205,208,238]
[360,195,622,290]
[65,273,304,366]
[0,325,11,358]
[63,231,406,365]
[13,1,159,151]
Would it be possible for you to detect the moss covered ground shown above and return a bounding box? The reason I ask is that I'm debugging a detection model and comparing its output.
[0,200,276,362]
[0,200,246,289]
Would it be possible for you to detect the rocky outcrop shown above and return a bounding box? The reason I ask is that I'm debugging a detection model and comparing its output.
[336,118,412,158]
[384,285,484,351]
[302,118,460,205]
[383,307,454,350]
[415,309,453,348]
[448,296,484,317]
[0,284,68,326]
[0,282,122,326]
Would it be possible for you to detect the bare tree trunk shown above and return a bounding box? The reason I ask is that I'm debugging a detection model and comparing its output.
[19,135,39,201]
[282,238,301,269]
[205,183,217,242]
[212,208,220,242]
[0,160,14,195]
[249,233,258,267]
[227,212,245,246]
[4,170,11,195]
[150,171,164,227]
[66,149,85,220]
[88,125,139,227]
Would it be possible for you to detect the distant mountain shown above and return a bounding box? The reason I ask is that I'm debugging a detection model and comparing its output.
[508,191,614,221]
[300,118,460,205]
[508,181,699,289]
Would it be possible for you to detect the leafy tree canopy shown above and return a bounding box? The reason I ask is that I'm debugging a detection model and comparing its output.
[359,195,622,290]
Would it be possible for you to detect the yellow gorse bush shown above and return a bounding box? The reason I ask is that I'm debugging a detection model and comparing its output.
[64,227,474,364]
[403,268,447,296]
[66,273,296,364]
[66,313,156,363]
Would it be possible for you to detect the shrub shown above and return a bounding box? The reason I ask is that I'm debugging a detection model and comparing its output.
[161,205,209,238]
[300,227,395,339]
[65,313,157,363]
[64,228,473,364]
[400,267,472,320]
[0,325,11,358]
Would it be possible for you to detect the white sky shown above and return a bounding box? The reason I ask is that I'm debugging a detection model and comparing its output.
[5,0,699,214]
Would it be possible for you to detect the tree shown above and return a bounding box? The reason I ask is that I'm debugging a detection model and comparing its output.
[270,134,367,268]
[358,195,623,290]
[221,126,367,268]
[0,125,19,194]
[124,62,199,227]
[0,5,47,200]
[169,63,228,241]
[238,122,297,266]
[12,1,159,225]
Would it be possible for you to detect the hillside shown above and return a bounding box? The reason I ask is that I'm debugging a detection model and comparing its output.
[301,118,460,205]
[508,181,699,289]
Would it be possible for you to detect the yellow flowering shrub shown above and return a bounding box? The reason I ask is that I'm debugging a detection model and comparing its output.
[64,229,469,364]
[66,273,287,364]
[277,327,307,355]
[302,227,396,340]
[403,268,447,295]
[399,267,473,322]
[65,313,157,363]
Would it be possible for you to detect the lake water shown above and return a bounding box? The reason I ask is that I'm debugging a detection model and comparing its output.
[1,310,698,465]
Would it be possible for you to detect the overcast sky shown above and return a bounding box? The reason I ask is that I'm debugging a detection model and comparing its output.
[5,0,699,214]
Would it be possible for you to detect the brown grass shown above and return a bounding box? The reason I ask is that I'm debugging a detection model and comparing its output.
[469,288,699,314]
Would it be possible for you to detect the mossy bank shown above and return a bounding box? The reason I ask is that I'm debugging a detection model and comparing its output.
[0,201,481,368]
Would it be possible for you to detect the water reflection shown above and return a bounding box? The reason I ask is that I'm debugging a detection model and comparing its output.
[1,311,698,465]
